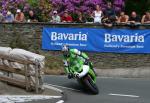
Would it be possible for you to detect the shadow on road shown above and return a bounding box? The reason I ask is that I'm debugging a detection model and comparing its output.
[63,81,99,95]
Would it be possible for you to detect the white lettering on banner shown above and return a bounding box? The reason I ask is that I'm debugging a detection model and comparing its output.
[51,32,87,41]
[105,33,144,43]
[104,44,144,49]
[51,42,87,47]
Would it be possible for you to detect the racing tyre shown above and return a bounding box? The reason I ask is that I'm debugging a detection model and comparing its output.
[83,75,99,94]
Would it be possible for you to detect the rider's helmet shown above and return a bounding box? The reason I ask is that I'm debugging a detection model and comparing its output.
[62,44,69,57]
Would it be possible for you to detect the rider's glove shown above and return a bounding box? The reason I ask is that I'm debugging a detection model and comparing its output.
[68,73,73,79]
[74,72,80,78]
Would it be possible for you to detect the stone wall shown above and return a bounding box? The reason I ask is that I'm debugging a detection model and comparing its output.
[0,23,150,69]
[0,23,42,51]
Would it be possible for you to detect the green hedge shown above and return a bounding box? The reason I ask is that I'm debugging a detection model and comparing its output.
[125,0,150,15]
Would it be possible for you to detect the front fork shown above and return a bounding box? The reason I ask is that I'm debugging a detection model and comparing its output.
[88,69,97,83]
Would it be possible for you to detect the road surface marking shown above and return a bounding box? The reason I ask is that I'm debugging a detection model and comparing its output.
[44,75,66,77]
[44,84,63,93]
[56,100,64,103]
[0,95,61,103]
[46,83,81,92]
[108,93,140,98]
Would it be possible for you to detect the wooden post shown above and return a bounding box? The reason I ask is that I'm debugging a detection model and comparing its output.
[1,58,9,77]
[0,55,44,93]
[35,59,39,93]
[25,64,29,91]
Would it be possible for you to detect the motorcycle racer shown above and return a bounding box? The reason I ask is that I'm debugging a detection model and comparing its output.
[62,45,96,79]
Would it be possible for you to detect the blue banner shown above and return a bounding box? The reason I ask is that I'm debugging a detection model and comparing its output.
[42,27,150,53]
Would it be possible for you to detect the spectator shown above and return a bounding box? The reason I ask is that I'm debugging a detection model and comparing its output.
[76,11,86,23]
[93,5,103,23]
[51,10,61,23]
[104,2,117,22]
[141,11,150,24]
[61,10,73,23]
[102,15,113,27]
[128,11,141,24]
[85,12,94,23]
[4,11,14,23]
[14,9,25,22]
[0,13,4,22]
[27,10,39,22]
[117,11,129,24]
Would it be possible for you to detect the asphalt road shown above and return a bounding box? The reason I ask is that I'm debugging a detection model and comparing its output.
[44,75,150,103]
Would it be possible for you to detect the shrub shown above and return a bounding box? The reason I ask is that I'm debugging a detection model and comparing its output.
[51,0,125,14]
[0,0,52,22]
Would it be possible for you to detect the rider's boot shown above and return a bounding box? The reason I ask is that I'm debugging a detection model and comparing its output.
[92,68,97,76]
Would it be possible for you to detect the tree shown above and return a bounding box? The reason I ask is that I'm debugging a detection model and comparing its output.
[125,0,149,16]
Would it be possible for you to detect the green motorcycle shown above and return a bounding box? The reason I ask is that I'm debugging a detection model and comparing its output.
[62,45,99,94]
[67,61,99,94]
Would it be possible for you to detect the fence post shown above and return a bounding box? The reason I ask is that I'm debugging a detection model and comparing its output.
[35,59,39,93]
[0,53,44,93]
[25,64,30,91]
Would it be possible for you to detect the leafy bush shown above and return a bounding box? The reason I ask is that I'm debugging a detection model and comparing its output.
[51,0,125,14]
[0,0,52,22]
[125,0,150,16]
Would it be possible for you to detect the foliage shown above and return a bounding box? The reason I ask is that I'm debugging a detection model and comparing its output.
[125,0,150,16]
[51,0,125,14]
[1,0,149,21]
[27,0,38,7]
[37,0,52,22]
[0,0,52,22]
[0,0,25,15]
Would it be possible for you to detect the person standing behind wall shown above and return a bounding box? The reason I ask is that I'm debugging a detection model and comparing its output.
[85,12,94,23]
[51,10,61,23]
[104,2,117,23]
[76,11,86,23]
[4,11,15,23]
[14,9,25,23]
[93,5,103,23]
[61,10,73,23]
[117,11,129,24]
[0,13,4,22]
[128,11,141,24]
[27,10,39,22]
[141,11,150,24]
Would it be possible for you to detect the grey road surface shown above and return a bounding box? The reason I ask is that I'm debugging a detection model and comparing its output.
[44,75,150,103]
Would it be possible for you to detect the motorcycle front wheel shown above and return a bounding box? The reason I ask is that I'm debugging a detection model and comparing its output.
[82,75,99,94]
